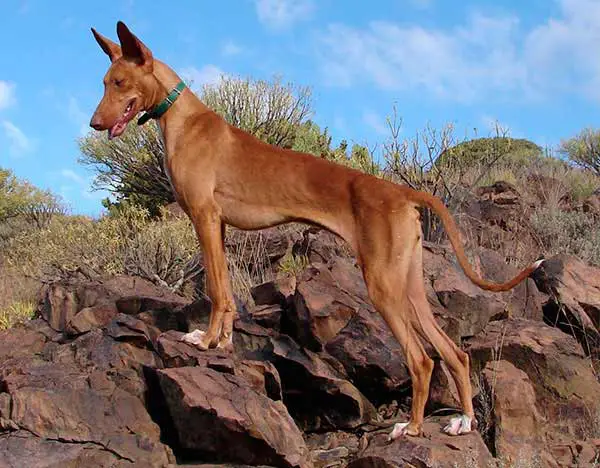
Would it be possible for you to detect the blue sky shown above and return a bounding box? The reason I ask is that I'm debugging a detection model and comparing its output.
[1,0,600,215]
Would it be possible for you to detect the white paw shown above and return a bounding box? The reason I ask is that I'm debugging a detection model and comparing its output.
[216,333,233,350]
[388,422,410,441]
[443,414,472,436]
[181,329,206,346]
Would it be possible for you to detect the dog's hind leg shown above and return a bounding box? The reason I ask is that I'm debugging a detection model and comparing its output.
[360,210,433,438]
[404,237,475,436]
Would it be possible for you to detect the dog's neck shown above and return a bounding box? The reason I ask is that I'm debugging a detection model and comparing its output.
[149,60,210,136]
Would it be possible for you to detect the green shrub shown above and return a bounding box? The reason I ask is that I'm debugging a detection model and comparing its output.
[559,127,600,176]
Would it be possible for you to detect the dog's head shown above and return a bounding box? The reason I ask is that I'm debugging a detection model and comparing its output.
[89,21,158,139]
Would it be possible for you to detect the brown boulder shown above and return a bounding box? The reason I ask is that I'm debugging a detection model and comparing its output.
[424,243,542,339]
[532,254,600,358]
[325,307,410,405]
[348,420,492,468]
[306,431,361,468]
[289,260,367,351]
[65,303,119,335]
[0,317,173,467]
[0,350,172,465]
[0,431,126,467]
[157,366,309,467]
[155,330,283,401]
[234,321,376,431]
[481,360,545,464]
[39,275,189,332]
[467,318,600,439]
[282,258,411,404]
[292,227,353,265]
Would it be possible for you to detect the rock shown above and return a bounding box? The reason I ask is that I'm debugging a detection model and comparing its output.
[426,360,460,412]
[548,439,600,467]
[481,360,545,464]
[65,303,118,335]
[467,318,600,440]
[252,304,284,331]
[286,258,411,404]
[250,276,296,331]
[306,431,361,468]
[234,321,376,431]
[2,358,172,466]
[475,181,521,205]
[157,366,309,467]
[453,181,543,266]
[0,317,173,467]
[532,254,600,358]
[0,431,125,467]
[39,275,189,332]
[252,276,296,307]
[105,313,160,348]
[424,243,542,339]
[289,262,366,351]
[40,282,80,332]
[237,360,283,401]
[156,330,210,367]
[347,420,493,468]
[325,308,410,405]
[292,227,354,265]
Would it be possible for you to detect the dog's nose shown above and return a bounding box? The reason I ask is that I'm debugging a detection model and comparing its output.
[89,114,104,130]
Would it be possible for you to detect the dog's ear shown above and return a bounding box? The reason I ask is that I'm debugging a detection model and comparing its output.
[116,21,153,72]
[91,28,122,62]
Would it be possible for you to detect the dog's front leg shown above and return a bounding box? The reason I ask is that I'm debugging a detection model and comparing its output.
[181,205,235,350]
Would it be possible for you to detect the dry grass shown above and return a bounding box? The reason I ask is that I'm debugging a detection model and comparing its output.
[530,208,600,266]
[0,262,39,330]
[0,300,36,330]
[1,207,303,318]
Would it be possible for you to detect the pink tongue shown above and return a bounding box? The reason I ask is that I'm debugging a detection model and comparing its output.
[108,121,126,140]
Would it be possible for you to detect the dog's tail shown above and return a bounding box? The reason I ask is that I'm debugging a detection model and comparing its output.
[411,191,543,292]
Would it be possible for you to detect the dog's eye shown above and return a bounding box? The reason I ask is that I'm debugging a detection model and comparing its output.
[114,79,124,87]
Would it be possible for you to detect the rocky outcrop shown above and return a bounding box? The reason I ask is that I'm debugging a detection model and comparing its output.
[0,320,173,467]
[348,420,493,468]
[467,319,600,443]
[157,366,309,467]
[533,254,600,359]
[2,228,600,467]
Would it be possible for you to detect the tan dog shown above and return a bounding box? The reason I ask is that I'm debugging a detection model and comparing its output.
[89,21,542,439]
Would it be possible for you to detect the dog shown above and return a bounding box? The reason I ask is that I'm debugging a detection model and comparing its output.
[89,21,543,439]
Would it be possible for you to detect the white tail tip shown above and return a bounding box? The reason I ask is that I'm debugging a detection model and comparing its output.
[532,259,544,269]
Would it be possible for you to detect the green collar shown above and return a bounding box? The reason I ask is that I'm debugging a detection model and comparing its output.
[137,81,186,125]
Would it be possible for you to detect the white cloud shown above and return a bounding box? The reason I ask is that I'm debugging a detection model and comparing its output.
[317,0,600,103]
[0,81,16,110]
[221,40,243,57]
[2,120,33,156]
[180,65,225,91]
[255,0,314,30]
[363,111,388,136]
[523,0,600,100]
[317,13,524,102]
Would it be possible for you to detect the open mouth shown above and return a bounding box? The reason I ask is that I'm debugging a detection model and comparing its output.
[108,99,137,140]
